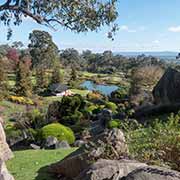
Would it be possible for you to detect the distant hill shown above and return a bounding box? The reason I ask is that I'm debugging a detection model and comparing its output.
[114,51,179,60]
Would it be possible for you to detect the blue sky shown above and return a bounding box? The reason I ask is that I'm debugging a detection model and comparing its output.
[1,0,180,52]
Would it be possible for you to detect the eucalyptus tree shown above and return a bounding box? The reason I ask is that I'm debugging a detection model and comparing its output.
[0,0,119,39]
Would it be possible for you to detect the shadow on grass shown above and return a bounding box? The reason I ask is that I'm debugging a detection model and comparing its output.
[35,148,81,180]
[35,165,56,180]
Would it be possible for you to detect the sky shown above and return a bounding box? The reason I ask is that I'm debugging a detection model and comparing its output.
[1,0,180,52]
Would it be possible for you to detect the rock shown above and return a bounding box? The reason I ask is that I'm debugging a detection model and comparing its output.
[90,109,113,136]
[45,136,58,148]
[153,68,180,104]
[55,141,70,149]
[74,140,85,147]
[123,166,180,180]
[75,159,147,180]
[30,144,41,150]
[134,103,180,119]
[0,119,14,180]
[49,148,90,179]
[50,129,128,179]
[99,109,112,127]
[0,122,13,161]
[90,128,128,160]
[0,160,14,180]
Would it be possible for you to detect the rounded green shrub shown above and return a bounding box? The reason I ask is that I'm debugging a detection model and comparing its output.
[40,123,75,144]
[108,120,120,129]
[105,102,118,113]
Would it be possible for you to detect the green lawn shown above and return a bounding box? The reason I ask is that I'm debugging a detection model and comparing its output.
[71,89,90,97]
[7,149,76,180]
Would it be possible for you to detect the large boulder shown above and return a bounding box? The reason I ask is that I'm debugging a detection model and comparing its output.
[50,129,128,179]
[153,68,180,104]
[0,118,14,180]
[49,148,90,178]
[75,159,147,180]
[123,166,180,180]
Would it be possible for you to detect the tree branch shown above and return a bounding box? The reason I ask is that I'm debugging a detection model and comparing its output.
[0,2,71,30]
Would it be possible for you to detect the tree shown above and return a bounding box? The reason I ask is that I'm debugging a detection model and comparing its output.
[60,48,83,68]
[35,68,49,93]
[70,67,77,82]
[28,30,59,69]
[0,58,9,100]
[12,41,24,49]
[15,55,32,97]
[51,66,63,85]
[0,0,118,36]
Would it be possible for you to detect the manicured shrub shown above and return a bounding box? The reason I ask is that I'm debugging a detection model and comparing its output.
[105,102,117,113]
[86,105,99,114]
[62,111,83,126]
[40,123,75,144]
[108,120,120,129]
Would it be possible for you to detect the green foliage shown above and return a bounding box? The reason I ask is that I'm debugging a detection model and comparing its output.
[108,119,120,129]
[40,123,75,144]
[69,67,78,85]
[35,68,50,93]
[51,66,63,84]
[59,94,86,126]
[29,30,59,69]
[1,1,118,38]
[105,102,117,113]
[126,113,180,171]
[0,59,9,100]
[111,88,128,99]
[86,105,99,114]
[15,60,32,97]
[5,125,22,142]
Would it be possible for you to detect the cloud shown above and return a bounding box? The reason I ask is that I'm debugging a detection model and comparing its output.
[168,26,180,32]
[153,40,160,44]
[119,25,136,33]
[139,26,146,31]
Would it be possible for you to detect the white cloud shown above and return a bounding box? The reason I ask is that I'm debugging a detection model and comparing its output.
[153,40,160,44]
[168,26,180,32]
[120,25,129,31]
[119,25,136,33]
[139,26,146,31]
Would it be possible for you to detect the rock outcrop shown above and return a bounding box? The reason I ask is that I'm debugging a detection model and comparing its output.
[123,166,180,180]
[75,159,147,180]
[50,127,180,180]
[0,118,14,180]
[153,68,180,104]
[50,128,128,179]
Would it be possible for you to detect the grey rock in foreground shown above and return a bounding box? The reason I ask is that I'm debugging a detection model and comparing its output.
[50,129,129,179]
[123,166,180,180]
[75,159,147,180]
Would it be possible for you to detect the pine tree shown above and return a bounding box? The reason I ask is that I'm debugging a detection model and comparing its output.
[15,60,32,97]
[0,59,9,100]
[70,67,77,82]
[51,66,63,84]
[35,68,49,93]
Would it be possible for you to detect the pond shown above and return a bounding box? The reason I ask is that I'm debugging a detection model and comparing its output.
[80,80,119,96]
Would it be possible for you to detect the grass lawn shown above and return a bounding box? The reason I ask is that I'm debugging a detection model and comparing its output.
[7,149,76,180]
[71,89,90,96]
